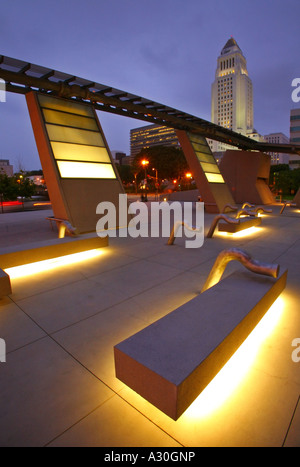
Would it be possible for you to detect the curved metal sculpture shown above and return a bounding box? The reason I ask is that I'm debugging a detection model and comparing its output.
[237,204,272,218]
[167,221,203,245]
[280,202,296,215]
[221,204,238,213]
[201,247,280,293]
[235,208,257,219]
[242,202,254,209]
[206,214,240,238]
[58,220,78,239]
[251,205,272,215]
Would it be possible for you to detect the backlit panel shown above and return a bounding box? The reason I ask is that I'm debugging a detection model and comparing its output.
[50,142,110,163]
[57,161,116,179]
[38,94,94,117]
[38,94,116,180]
[189,133,225,184]
[45,124,105,146]
[43,109,99,131]
[27,91,125,233]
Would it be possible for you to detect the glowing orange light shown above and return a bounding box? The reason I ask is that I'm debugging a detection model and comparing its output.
[5,249,104,279]
[184,296,285,419]
[33,202,52,207]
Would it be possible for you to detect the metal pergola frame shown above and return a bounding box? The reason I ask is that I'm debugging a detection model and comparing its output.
[1,54,299,156]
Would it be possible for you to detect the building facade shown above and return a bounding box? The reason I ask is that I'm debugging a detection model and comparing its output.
[211,37,254,153]
[289,109,300,168]
[264,132,290,165]
[0,159,13,177]
[130,124,179,161]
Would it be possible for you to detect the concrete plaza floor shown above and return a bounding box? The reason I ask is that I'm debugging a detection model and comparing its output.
[0,203,299,447]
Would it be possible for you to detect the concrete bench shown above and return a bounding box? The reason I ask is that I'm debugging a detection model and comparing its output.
[0,235,108,270]
[206,214,261,238]
[0,234,108,297]
[114,248,287,420]
[218,215,261,233]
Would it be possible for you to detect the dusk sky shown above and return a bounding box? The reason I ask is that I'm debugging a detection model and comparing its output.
[0,0,299,171]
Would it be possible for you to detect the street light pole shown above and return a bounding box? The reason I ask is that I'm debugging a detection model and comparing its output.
[141,159,149,201]
[152,167,158,201]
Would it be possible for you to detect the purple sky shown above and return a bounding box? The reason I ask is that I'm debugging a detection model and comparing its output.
[0,0,299,171]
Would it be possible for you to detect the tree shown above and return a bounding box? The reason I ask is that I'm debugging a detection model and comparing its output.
[132,145,189,181]
[269,165,300,197]
[115,164,134,185]
[0,171,36,201]
[0,172,19,200]
[16,175,36,199]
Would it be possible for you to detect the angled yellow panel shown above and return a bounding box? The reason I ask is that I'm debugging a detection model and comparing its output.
[200,162,221,174]
[45,124,104,146]
[206,173,225,183]
[27,91,125,233]
[38,94,94,117]
[57,161,116,179]
[50,142,111,163]
[42,108,99,131]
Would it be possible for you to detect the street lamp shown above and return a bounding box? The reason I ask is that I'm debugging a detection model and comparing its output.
[141,159,149,201]
[185,172,192,190]
[152,167,158,200]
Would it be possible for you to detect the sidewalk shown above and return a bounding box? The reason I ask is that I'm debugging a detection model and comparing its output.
[0,205,299,447]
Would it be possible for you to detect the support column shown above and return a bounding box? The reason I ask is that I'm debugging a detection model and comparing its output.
[176,130,235,213]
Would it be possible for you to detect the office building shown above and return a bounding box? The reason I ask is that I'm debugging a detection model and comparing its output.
[130,124,179,161]
[111,151,128,165]
[264,132,290,165]
[0,159,13,177]
[289,109,300,168]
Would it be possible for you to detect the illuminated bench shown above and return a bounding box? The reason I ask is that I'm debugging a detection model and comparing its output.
[114,248,287,420]
[206,213,261,238]
[0,235,108,297]
[0,235,107,270]
[0,268,12,298]
[217,215,261,233]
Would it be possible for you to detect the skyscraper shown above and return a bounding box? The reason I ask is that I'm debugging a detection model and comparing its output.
[211,37,254,153]
[289,109,300,168]
[130,124,179,160]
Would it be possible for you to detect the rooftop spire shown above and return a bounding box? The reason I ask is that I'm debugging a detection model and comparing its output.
[221,37,242,55]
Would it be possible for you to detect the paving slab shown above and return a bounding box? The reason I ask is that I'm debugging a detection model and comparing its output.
[0,205,299,446]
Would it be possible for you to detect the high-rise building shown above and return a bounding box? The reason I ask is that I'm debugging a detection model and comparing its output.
[130,124,179,161]
[289,109,300,168]
[264,132,290,165]
[211,37,255,153]
[0,159,13,177]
